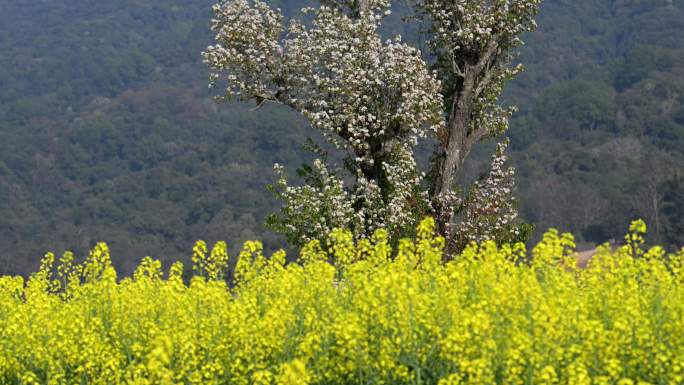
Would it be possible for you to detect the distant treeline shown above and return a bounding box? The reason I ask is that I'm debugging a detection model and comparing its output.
[1,0,683,275]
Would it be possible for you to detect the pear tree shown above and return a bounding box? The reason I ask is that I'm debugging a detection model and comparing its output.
[203,0,542,253]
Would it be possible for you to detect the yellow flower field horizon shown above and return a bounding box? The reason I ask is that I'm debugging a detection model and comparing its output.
[1,218,683,385]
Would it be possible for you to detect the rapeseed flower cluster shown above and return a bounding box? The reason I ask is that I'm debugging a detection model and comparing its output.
[1,219,683,384]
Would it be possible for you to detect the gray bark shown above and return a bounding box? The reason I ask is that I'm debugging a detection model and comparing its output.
[429,40,499,235]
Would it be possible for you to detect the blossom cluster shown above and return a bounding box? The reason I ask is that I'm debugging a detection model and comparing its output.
[267,160,359,247]
[204,0,446,244]
[1,220,684,384]
[419,0,541,54]
[452,139,520,250]
[268,144,428,247]
[203,0,443,158]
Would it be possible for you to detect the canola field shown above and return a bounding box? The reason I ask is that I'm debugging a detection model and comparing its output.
[1,219,684,385]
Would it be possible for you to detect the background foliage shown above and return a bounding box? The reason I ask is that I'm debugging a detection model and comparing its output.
[1,0,683,274]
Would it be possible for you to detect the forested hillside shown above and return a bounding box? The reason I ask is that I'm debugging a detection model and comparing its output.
[508,0,684,249]
[1,0,683,275]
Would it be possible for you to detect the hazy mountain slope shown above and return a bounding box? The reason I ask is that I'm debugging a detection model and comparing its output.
[509,0,684,246]
[1,0,682,274]
[0,0,313,274]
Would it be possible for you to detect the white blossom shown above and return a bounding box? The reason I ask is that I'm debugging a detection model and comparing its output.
[452,139,521,250]
[204,0,541,252]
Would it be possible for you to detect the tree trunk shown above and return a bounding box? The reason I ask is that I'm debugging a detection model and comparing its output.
[431,69,477,231]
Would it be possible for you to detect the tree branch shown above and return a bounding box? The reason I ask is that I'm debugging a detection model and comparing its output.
[466,125,489,150]
[475,64,497,98]
[474,39,498,76]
